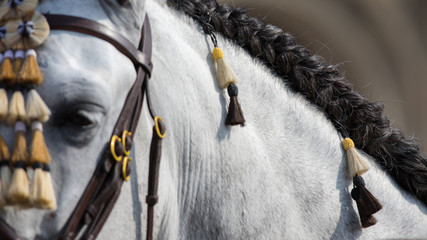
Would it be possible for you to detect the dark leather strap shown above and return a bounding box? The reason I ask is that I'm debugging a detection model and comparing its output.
[44,14,153,76]
[146,120,165,240]
[0,218,19,240]
[46,15,153,240]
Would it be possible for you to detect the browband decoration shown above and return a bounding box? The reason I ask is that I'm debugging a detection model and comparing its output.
[0,0,55,210]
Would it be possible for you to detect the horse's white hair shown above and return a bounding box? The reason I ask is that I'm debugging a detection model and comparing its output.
[0,0,425,239]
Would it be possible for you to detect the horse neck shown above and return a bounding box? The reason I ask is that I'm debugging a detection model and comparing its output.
[125,1,427,239]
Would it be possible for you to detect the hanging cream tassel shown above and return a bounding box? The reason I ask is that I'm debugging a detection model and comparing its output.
[0,50,16,85]
[7,121,30,205]
[0,88,7,121]
[29,121,56,210]
[342,138,369,177]
[26,88,50,123]
[7,87,26,125]
[212,47,238,89]
[0,135,11,206]
[0,53,8,122]
[212,47,245,126]
[18,49,43,85]
[342,137,382,228]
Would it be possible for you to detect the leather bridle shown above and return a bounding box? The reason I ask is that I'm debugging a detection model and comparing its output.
[0,13,163,240]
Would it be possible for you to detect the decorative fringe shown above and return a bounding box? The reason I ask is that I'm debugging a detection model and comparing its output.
[225,83,245,125]
[26,88,50,123]
[7,121,29,204]
[351,175,383,228]
[212,47,238,89]
[31,166,56,210]
[0,0,38,21]
[29,123,50,164]
[342,138,382,228]
[13,50,24,73]
[29,121,56,210]
[0,88,8,121]
[342,138,369,178]
[0,164,11,206]
[0,136,11,206]
[18,49,43,85]
[4,12,50,50]
[7,89,26,125]
[212,47,245,126]
[0,50,15,84]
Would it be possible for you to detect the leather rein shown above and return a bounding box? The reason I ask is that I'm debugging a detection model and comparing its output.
[0,14,164,240]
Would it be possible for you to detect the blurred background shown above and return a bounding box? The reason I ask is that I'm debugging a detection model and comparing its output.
[219,0,427,152]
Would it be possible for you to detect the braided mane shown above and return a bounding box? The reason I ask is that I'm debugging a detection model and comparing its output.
[167,0,427,205]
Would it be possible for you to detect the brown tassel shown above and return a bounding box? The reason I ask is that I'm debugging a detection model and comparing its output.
[13,50,24,83]
[7,121,30,205]
[7,89,26,125]
[351,175,382,228]
[26,88,50,123]
[29,121,56,210]
[225,83,245,126]
[13,50,24,73]
[0,50,16,85]
[0,136,11,206]
[18,49,43,85]
[0,88,8,121]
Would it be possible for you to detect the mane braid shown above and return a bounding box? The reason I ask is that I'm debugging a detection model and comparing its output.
[166,0,427,205]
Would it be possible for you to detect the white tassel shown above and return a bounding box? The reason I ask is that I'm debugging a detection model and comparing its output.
[0,88,8,121]
[26,89,50,123]
[212,47,238,89]
[342,138,369,178]
[8,90,26,125]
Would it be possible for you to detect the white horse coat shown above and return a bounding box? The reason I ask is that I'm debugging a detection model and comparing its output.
[0,0,425,239]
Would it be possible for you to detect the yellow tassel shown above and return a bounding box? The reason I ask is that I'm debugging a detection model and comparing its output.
[13,50,24,84]
[30,124,50,165]
[13,50,24,73]
[26,89,50,123]
[0,50,16,85]
[29,122,56,210]
[7,90,26,125]
[7,122,29,204]
[212,47,238,89]
[342,138,369,178]
[0,88,8,121]
[18,50,43,85]
[0,136,11,206]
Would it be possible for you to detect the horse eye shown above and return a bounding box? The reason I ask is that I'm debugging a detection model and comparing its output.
[68,110,97,127]
[68,110,96,126]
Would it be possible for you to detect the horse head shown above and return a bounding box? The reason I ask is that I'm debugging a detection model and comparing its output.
[0,0,149,238]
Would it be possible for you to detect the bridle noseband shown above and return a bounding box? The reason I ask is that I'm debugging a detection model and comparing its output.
[0,13,163,240]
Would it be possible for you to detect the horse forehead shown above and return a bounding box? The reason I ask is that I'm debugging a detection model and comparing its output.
[38,0,107,18]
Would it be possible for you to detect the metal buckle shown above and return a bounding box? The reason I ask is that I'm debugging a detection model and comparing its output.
[121,130,132,156]
[154,116,166,139]
[110,135,123,162]
[122,156,132,181]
